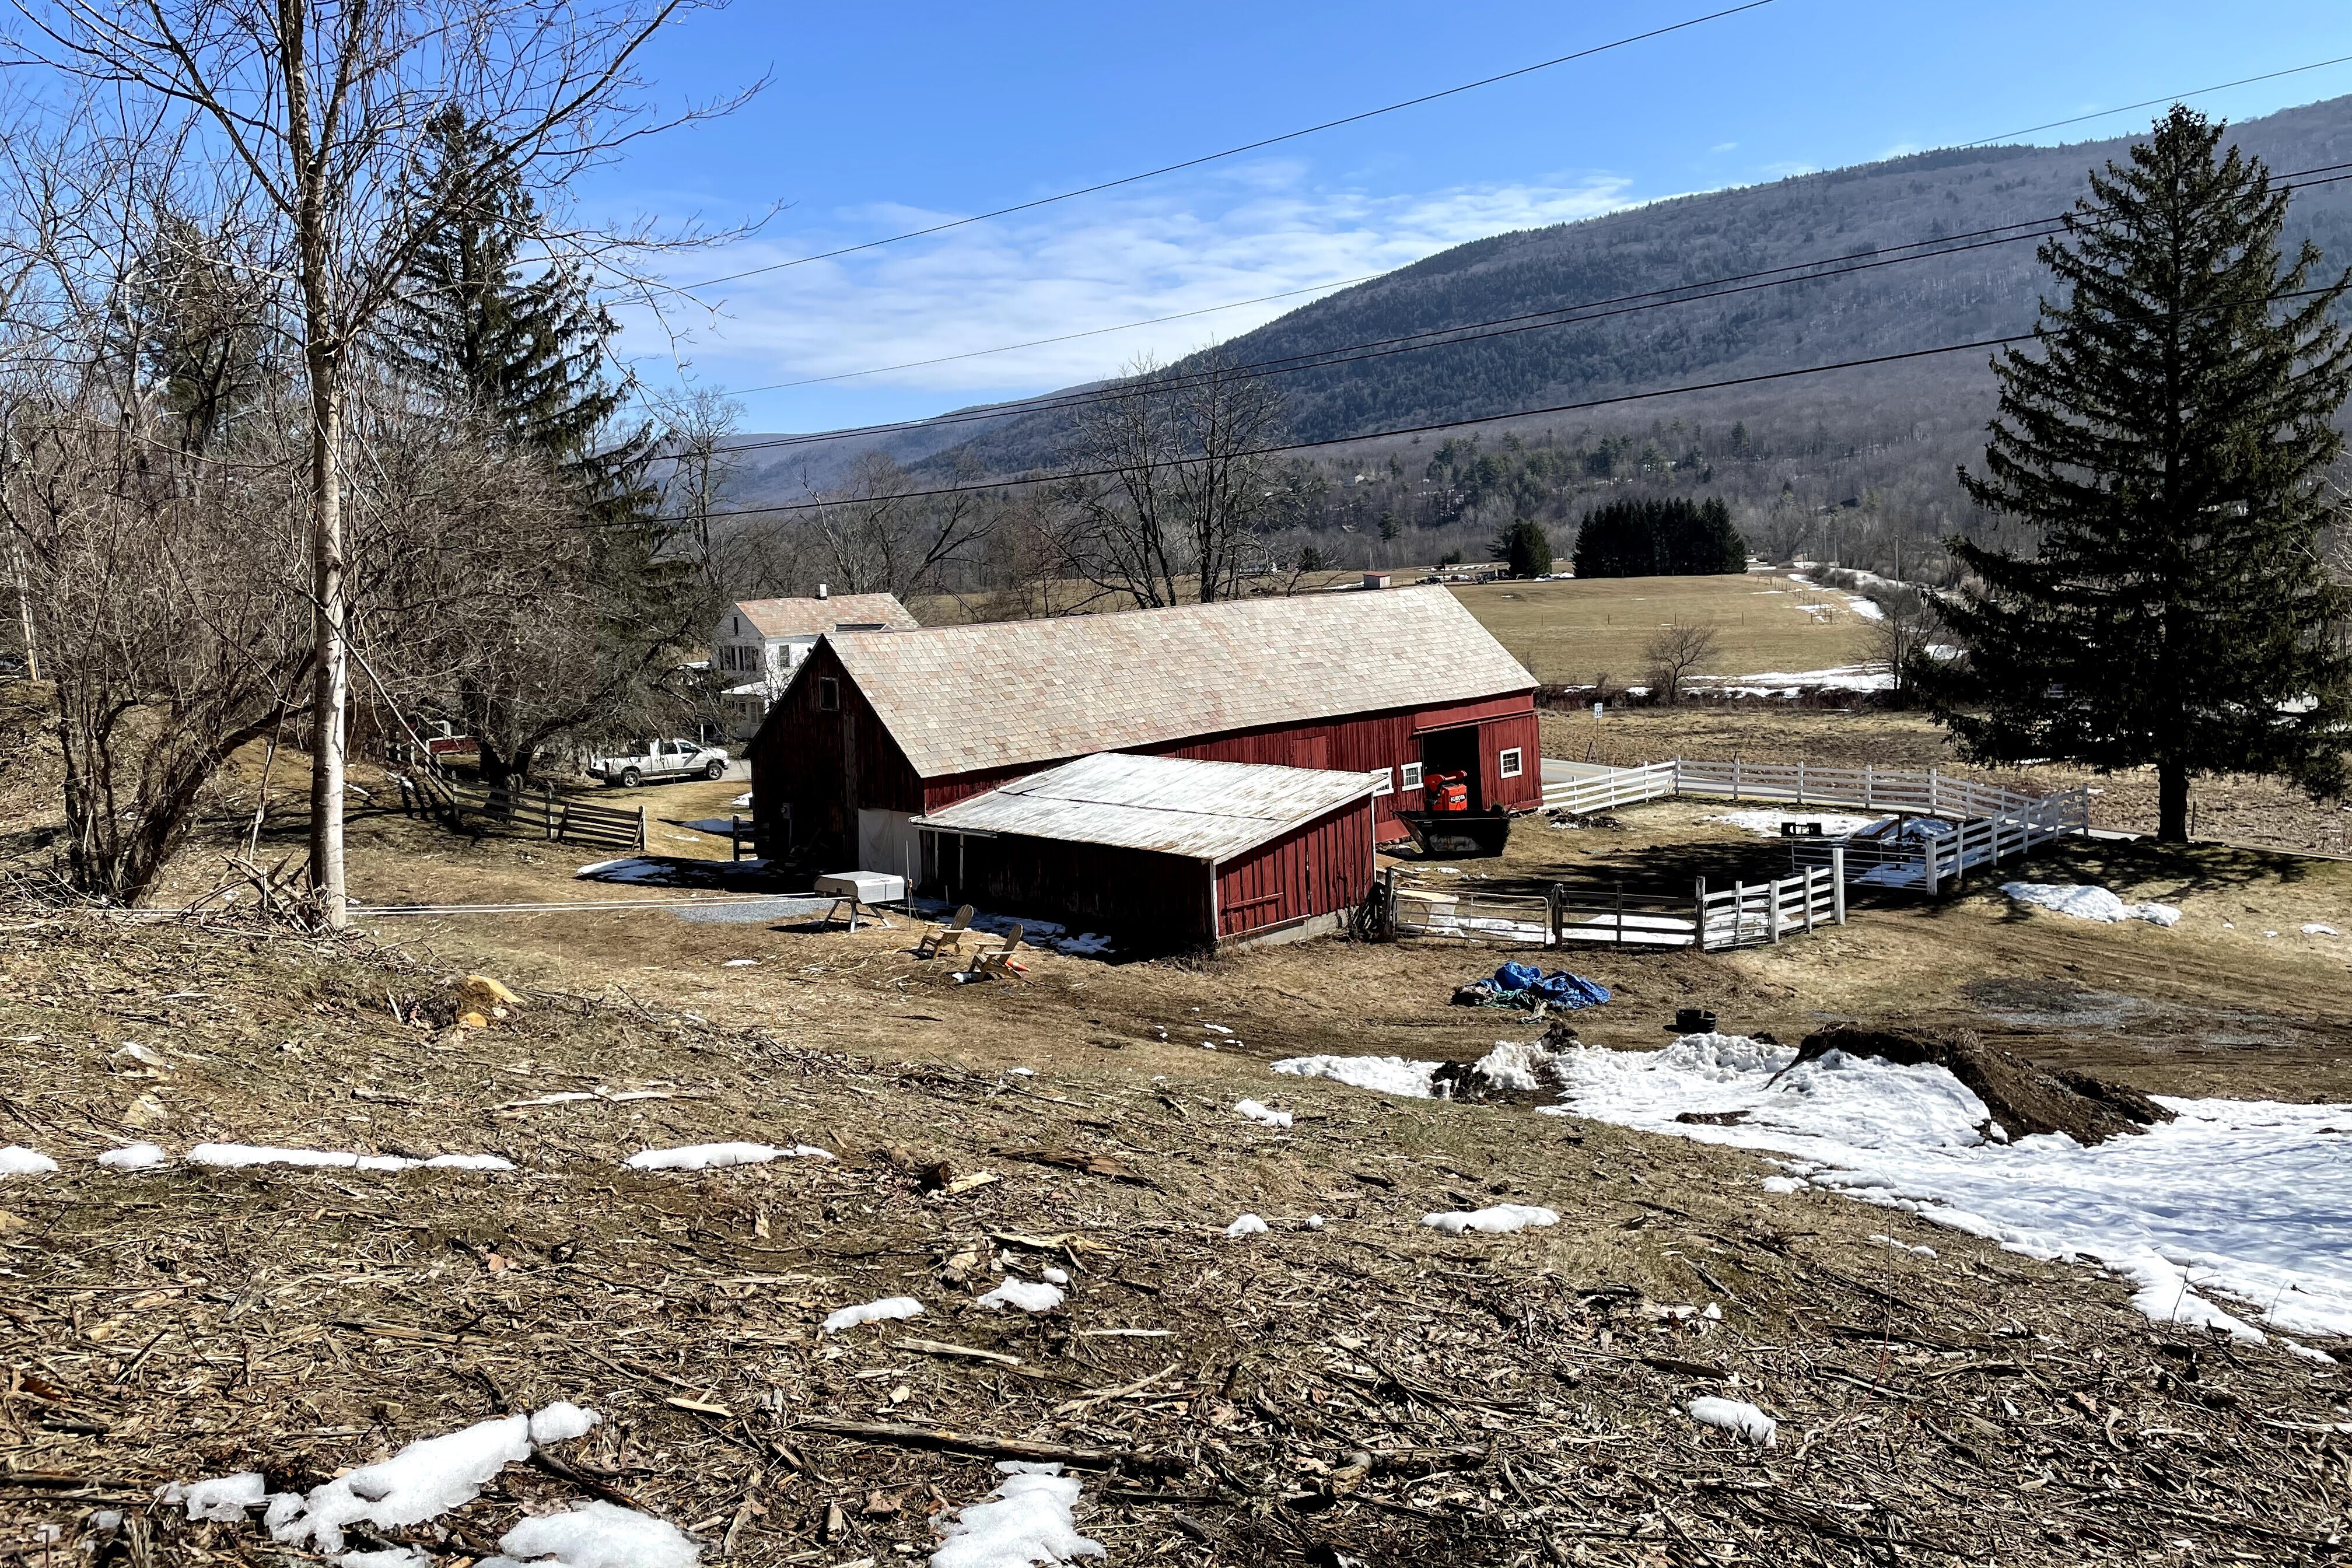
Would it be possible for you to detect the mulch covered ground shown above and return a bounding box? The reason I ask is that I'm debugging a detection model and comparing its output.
[2,908,2346,1567]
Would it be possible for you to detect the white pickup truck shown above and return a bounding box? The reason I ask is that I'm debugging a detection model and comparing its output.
[589,738,731,788]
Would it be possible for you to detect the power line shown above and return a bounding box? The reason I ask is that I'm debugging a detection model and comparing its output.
[657,278,2343,524]
[708,272,1389,395]
[1962,54,2352,148]
[659,159,2352,468]
[670,2,1776,292]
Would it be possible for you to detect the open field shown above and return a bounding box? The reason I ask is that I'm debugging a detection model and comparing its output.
[6,691,2352,1565]
[914,568,1879,691]
[1451,572,1877,688]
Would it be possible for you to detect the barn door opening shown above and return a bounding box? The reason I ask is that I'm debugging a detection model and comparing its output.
[1418,726,1482,808]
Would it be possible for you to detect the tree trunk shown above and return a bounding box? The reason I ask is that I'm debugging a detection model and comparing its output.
[306,364,348,926]
[2157,759,2190,843]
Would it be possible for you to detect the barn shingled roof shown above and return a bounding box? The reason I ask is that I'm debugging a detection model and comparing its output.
[735,593,918,638]
[822,586,1535,779]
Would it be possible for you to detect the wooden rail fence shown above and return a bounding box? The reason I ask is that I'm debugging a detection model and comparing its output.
[394,772,646,854]
[1380,855,1848,953]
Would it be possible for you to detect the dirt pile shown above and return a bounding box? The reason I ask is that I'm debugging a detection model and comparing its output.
[1791,1023,2175,1145]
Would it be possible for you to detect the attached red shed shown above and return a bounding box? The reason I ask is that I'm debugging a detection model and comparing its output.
[912,753,1378,948]
[747,586,1539,876]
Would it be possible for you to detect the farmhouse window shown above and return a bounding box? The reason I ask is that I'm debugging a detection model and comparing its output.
[1371,767,1394,796]
[1399,762,1424,791]
[818,677,841,712]
[1499,748,1524,779]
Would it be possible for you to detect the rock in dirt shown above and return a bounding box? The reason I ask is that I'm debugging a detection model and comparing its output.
[1790,1024,2174,1146]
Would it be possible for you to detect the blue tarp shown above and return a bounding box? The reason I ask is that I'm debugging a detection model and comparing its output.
[1492,963,1612,1009]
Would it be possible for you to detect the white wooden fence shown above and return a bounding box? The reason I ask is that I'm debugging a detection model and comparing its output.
[1541,757,2061,821]
[1382,856,1848,953]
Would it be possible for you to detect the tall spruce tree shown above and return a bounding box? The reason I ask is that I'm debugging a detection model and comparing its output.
[1924,107,2352,841]
[388,107,684,785]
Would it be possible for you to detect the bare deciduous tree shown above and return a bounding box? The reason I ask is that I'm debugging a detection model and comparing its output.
[9,0,751,923]
[1644,622,1722,704]
[1867,586,1941,705]
[1057,351,1290,607]
[809,452,995,603]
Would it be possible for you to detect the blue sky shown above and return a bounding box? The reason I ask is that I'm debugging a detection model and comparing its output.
[586,0,2352,433]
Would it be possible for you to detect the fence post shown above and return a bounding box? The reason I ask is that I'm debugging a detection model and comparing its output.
[1864,763,1873,810]
[1382,867,1399,940]
[1693,877,1707,952]
[636,805,648,854]
[1547,883,1562,949]
[1796,761,1806,806]
[1832,846,1847,923]
[1615,883,1626,948]
[732,814,745,862]
[542,782,556,841]
[1770,877,1782,943]
[1732,755,1742,799]
[1929,765,1940,817]
[1924,834,1941,898]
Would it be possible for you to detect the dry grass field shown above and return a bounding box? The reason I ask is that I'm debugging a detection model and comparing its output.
[6,690,2352,1565]
[1451,572,1877,687]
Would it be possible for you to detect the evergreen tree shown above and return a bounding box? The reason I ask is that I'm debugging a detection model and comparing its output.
[1922,108,2352,841]
[1493,518,1552,577]
[1571,498,1746,578]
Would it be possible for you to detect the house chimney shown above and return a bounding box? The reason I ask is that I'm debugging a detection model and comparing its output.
[816,583,828,600]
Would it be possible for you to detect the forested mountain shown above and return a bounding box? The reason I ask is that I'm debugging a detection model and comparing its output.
[730,95,2352,579]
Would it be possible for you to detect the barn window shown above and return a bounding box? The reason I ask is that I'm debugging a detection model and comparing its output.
[1370,767,1394,796]
[1399,762,1423,791]
[1499,748,1524,779]
[818,677,841,712]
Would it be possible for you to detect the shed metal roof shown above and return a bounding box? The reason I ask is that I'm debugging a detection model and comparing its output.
[912,752,1377,863]
[733,593,918,639]
[825,586,1532,779]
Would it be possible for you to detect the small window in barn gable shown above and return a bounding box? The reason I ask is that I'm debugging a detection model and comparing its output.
[1499,748,1523,779]
[818,677,841,712]
[1399,762,1423,791]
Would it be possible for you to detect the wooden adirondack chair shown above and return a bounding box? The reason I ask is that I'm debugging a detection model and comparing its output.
[916,904,977,958]
[960,924,1027,981]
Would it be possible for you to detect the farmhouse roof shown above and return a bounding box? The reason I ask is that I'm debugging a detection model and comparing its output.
[913,752,1377,863]
[823,586,1535,779]
[734,593,918,638]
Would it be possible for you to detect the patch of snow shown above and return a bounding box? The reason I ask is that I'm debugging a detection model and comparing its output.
[929,1462,1104,1568]
[1759,1175,1805,1194]
[1845,596,1886,621]
[2280,1339,2339,1364]
[1006,1067,1035,1077]
[1871,1234,1937,1258]
[723,958,758,968]
[339,1548,432,1568]
[479,1500,701,1568]
[824,1296,924,1333]
[1542,1033,2352,1340]
[624,1143,831,1170]
[268,1410,555,1553]
[976,1279,1065,1313]
[0,1146,58,1175]
[2000,883,2180,926]
[732,792,752,807]
[1042,1266,1069,1285]
[1203,1024,1234,1035]
[1224,1214,1269,1238]
[2303,923,2340,936]
[1691,663,1895,696]
[1422,1204,1559,1234]
[1714,810,1881,839]
[1688,1396,1777,1447]
[1474,1041,1560,1093]
[160,1472,265,1522]
[1270,1040,1559,1100]
[1234,1099,1293,1129]
[527,1403,601,1446]
[190,1144,357,1169]
[1055,932,1114,956]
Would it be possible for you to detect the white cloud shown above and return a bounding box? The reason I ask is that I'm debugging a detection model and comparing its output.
[1710,141,1738,153]
[616,163,1639,414]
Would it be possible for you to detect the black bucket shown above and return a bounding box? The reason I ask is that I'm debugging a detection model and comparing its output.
[1674,1007,1718,1034]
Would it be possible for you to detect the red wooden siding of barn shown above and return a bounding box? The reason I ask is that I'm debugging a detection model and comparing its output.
[1215,797,1375,938]
[913,695,1541,841]
[747,641,925,847]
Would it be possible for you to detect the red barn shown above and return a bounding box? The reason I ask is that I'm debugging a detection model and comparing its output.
[746,586,1539,878]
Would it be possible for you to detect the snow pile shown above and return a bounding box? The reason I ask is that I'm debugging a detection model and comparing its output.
[929,1462,1104,1568]
[1422,1204,1559,1234]
[1234,1099,1293,1129]
[1688,1397,1777,1448]
[976,1279,1065,1313]
[97,1143,170,1171]
[1542,1034,2352,1340]
[1270,1040,1560,1100]
[2001,882,2181,926]
[1692,663,1895,696]
[1714,810,1881,838]
[824,1296,925,1333]
[1223,1214,1269,1238]
[2303,923,2340,936]
[527,1404,601,1445]
[160,1472,265,1522]
[0,1146,58,1175]
[186,1144,514,1172]
[1042,1266,1070,1284]
[480,1500,700,1568]
[624,1142,832,1171]
[270,1411,539,1553]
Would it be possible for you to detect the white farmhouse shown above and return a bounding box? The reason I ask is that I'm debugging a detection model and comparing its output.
[713,587,919,738]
